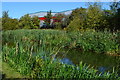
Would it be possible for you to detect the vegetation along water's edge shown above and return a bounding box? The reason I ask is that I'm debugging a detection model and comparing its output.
[2,29,120,79]
[1,2,120,79]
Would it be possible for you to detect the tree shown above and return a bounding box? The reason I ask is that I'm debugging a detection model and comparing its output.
[66,7,87,31]
[0,18,2,30]
[2,18,19,30]
[31,16,40,29]
[2,11,19,30]
[17,14,34,29]
[110,1,120,15]
[66,17,82,31]
[2,11,9,19]
[53,13,65,29]
[62,15,71,29]
[2,11,10,30]
[44,10,52,28]
[109,1,120,31]
[86,3,106,29]
[66,3,111,31]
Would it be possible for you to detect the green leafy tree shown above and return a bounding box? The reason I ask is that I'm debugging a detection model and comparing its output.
[110,1,120,15]
[17,14,34,29]
[54,22,62,29]
[53,13,71,29]
[44,10,52,28]
[2,11,9,19]
[2,11,10,30]
[86,3,107,29]
[66,7,87,31]
[2,18,19,30]
[67,17,82,31]
[0,18,2,30]
[31,16,40,29]
[67,3,110,31]
[2,11,19,30]
[109,1,120,31]
[70,7,86,20]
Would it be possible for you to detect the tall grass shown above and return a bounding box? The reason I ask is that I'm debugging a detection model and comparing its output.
[2,29,119,54]
[2,44,119,78]
[2,29,120,78]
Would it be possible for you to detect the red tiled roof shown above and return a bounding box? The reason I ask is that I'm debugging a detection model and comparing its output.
[39,17,64,20]
[39,17,46,20]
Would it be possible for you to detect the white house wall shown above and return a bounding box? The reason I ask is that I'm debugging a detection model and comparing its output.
[29,10,73,17]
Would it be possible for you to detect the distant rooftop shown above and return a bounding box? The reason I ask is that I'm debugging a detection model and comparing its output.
[29,9,73,17]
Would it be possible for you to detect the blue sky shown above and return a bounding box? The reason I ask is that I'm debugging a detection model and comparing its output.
[2,2,111,19]
[2,0,120,2]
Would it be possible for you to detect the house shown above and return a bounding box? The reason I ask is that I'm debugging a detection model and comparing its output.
[29,10,72,28]
[38,16,65,28]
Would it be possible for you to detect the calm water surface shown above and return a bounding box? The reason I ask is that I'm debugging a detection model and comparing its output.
[56,49,120,74]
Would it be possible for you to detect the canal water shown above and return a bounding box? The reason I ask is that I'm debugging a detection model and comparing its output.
[56,48,120,74]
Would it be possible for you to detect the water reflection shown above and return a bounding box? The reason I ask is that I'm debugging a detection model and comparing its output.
[98,67,108,74]
[59,57,109,73]
[56,48,119,73]
[60,58,75,65]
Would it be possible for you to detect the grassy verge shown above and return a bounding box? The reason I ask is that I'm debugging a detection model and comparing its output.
[0,62,24,78]
[0,53,25,79]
